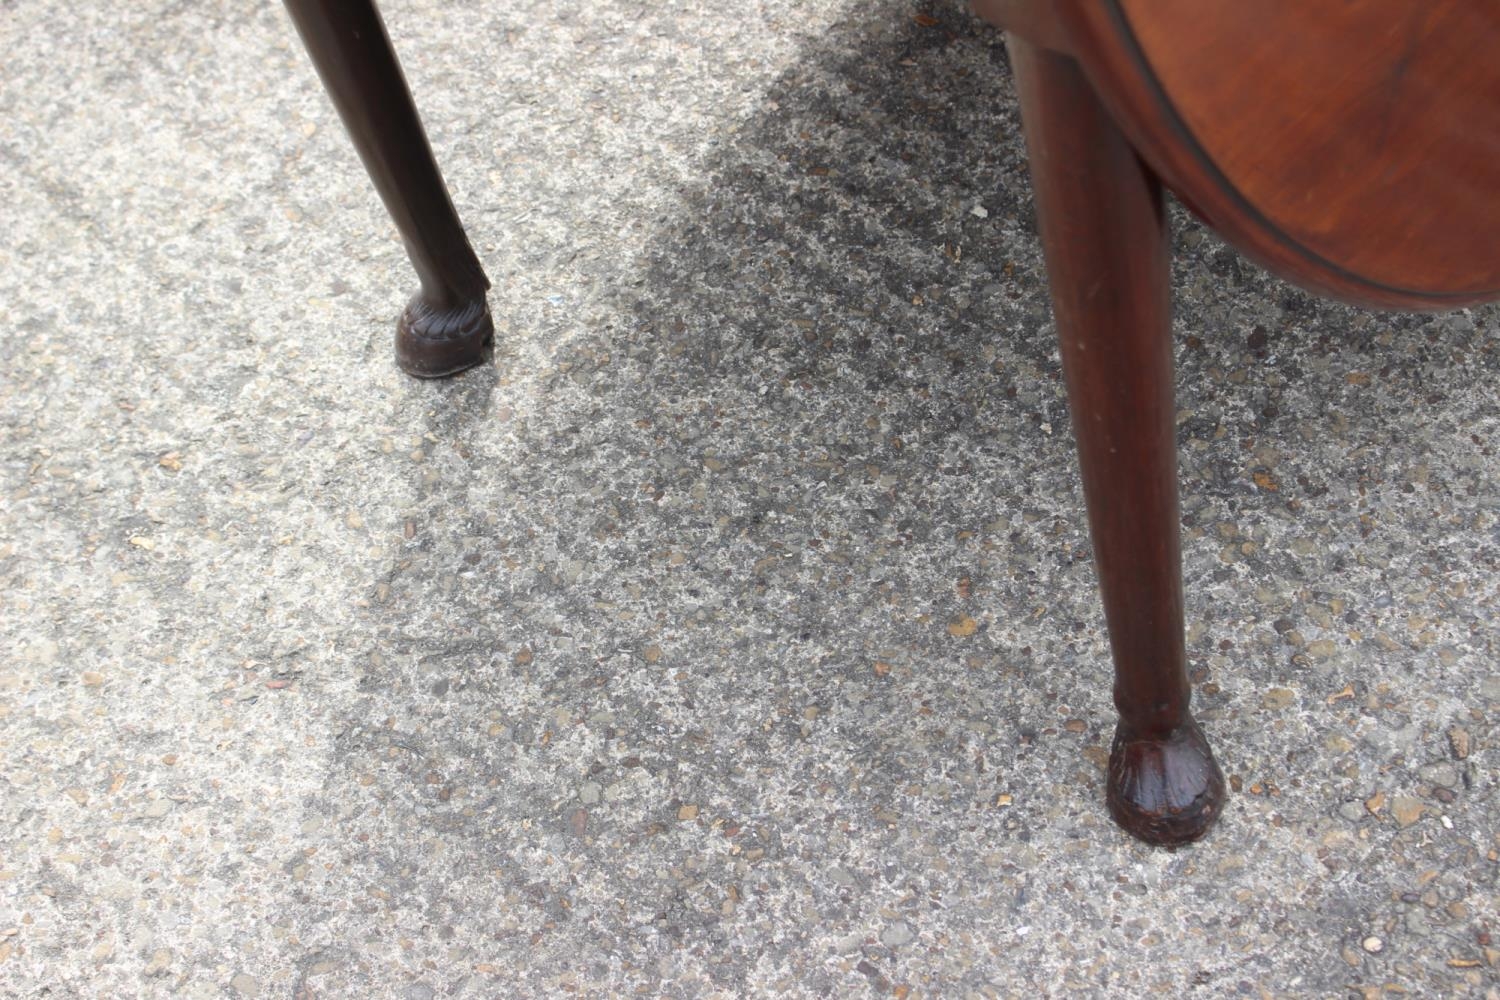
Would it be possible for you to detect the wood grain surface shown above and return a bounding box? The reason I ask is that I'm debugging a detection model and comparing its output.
[1058,0,1500,309]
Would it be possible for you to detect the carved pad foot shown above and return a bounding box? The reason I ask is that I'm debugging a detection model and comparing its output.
[1106,716,1226,846]
[396,294,493,378]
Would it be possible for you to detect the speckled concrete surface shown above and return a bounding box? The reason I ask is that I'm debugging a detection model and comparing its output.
[2,1,1498,997]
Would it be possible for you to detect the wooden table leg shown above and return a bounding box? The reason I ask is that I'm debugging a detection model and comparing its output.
[284,0,493,378]
[1008,38,1226,845]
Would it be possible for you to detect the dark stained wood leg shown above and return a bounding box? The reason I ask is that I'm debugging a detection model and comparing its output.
[1008,38,1225,845]
[284,0,493,378]
[971,0,1071,52]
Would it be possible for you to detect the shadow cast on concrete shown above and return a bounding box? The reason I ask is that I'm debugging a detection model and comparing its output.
[297,3,1500,994]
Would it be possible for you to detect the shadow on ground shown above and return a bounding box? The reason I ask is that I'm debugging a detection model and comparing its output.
[3,0,1495,996]
[303,5,1499,997]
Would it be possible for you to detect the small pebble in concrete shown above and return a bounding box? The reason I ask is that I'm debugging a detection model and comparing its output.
[881,922,914,947]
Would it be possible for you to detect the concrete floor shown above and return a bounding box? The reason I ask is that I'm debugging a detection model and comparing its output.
[2,1,1497,996]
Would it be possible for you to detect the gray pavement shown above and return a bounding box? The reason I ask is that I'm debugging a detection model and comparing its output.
[2,1,1497,996]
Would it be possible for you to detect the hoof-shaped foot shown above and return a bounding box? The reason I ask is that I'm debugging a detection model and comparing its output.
[396,294,493,378]
[1106,717,1225,846]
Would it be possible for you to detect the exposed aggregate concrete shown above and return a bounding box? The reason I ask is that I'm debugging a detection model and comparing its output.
[1,1,1497,997]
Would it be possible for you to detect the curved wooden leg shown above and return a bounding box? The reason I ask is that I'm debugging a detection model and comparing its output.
[1008,38,1225,845]
[285,0,493,377]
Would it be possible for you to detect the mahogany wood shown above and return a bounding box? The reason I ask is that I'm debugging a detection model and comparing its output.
[284,0,493,376]
[286,0,1500,846]
[980,0,1500,845]
[969,0,1067,51]
[1008,38,1224,845]
[1056,0,1500,310]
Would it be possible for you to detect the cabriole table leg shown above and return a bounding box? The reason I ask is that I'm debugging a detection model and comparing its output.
[1008,37,1226,846]
[284,0,493,377]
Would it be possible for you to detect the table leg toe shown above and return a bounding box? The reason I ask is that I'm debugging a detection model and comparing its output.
[1106,716,1226,846]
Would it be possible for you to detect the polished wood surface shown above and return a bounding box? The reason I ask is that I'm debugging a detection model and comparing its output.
[985,0,1500,843]
[970,0,1067,50]
[1053,0,1500,309]
[285,0,493,377]
[1114,0,1500,302]
[288,0,1499,846]
[1009,39,1224,845]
